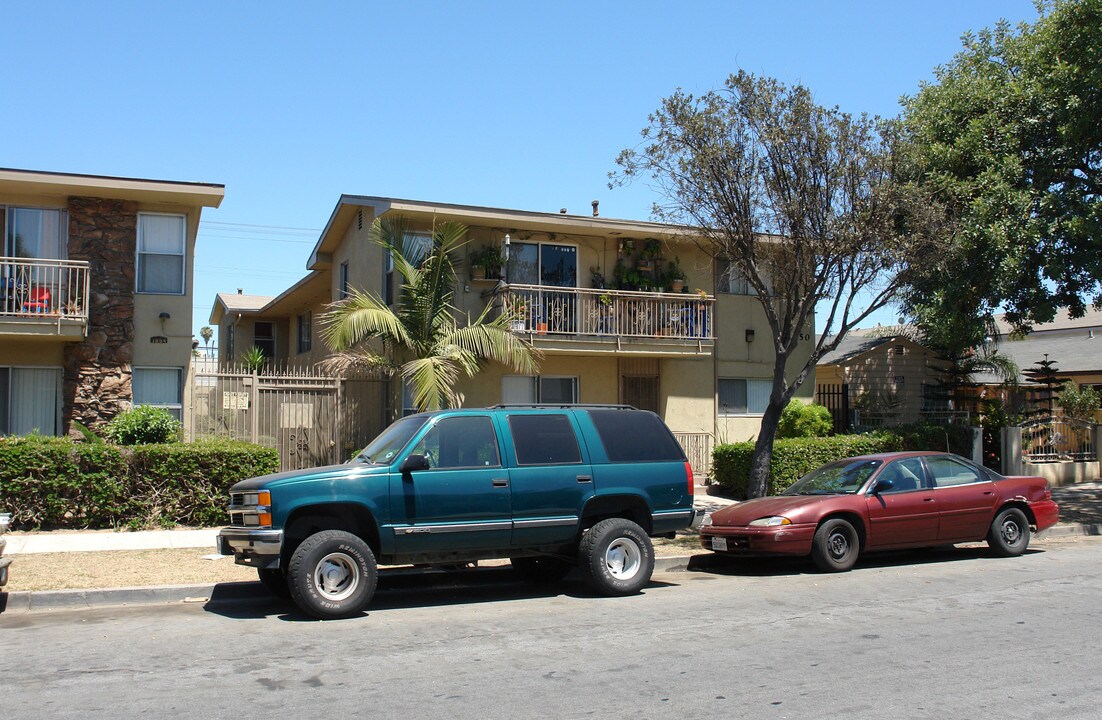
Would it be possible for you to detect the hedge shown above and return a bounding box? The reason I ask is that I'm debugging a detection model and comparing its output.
[0,436,279,530]
[712,422,976,498]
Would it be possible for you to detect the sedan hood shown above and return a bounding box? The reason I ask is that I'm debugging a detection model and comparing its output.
[709,494,842,527]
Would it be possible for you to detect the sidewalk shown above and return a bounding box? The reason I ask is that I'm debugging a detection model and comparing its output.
[2,483,1099,614]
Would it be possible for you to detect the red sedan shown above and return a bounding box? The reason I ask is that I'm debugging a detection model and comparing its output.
[699,451,1060,572]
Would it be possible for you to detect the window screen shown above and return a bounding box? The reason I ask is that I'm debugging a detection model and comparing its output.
[587,410,685,462]
[509,414,582,465]
[137,213,185,294]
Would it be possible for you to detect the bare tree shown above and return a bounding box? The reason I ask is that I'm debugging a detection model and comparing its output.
[613,71,936,497]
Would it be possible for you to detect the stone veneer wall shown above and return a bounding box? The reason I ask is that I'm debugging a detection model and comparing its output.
[62,196,137,431]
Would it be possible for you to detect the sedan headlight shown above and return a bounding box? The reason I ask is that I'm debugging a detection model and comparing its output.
[700,513,713,528]
[749,516,791,527]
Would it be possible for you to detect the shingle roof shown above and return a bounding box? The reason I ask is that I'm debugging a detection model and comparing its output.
[974,332,1102,384]
[817,334,897,366]
[214,292,272,313]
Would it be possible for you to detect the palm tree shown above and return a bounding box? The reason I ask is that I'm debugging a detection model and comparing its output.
[320,216,540,412]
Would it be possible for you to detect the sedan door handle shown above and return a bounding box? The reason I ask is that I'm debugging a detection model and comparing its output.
[923,497,935,502]
[492,477,509,488]
[577,475,592,484]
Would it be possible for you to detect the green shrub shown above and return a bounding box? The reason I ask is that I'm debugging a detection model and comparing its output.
[712,421,976,498]
[0,436,279,530]
[713,434,901,499]
[104,405,182,445]
[777,400,834,438]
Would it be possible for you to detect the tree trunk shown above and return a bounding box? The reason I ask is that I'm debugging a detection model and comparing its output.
[748,394,787,498]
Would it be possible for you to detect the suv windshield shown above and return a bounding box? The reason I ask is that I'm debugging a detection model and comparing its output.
[783,459,881,495]
[355,416,429,465]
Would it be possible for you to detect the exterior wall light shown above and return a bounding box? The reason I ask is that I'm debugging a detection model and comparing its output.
[745,328,755,343]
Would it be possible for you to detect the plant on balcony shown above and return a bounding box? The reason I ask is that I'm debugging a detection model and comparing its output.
[470,243,505,280]
[666,257,686,292]
[589,265,606,289]
[320,215,541,412]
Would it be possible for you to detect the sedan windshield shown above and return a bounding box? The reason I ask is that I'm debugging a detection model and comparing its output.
[783,459,882,495]
[354,416,429,465]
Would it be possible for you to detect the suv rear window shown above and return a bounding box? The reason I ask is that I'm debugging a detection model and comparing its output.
[587,409,685,462]
[508,414,582,465]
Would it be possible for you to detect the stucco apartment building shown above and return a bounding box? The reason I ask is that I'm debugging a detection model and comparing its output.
[0,168,223,436]
[211,195,814,448]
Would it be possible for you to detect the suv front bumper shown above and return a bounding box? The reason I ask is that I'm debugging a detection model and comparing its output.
[217,527,283,570]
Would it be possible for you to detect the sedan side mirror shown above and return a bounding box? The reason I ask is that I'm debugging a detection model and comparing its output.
[871,478,895,495]
[400,454,431,474]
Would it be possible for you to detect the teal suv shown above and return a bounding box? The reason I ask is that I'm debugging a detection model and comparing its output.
[218,404,698,619]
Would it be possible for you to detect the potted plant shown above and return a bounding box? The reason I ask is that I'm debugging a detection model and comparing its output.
[590,265,606,289]
[666,257,686,293]
[510,299,528,332]
[470,244,505,280]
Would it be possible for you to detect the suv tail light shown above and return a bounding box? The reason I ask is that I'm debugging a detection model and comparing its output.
[685,462,695,496]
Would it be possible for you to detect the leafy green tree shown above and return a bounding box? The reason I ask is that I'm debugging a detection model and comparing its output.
[1058,383,1101,421]
[901,0,1102,334]
[320,216,540,412]
[613,71,936,497]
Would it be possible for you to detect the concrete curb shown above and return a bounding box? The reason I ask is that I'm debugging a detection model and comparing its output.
[2,522,1098,614]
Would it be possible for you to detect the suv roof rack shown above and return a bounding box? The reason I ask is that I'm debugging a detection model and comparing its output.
[488,403,639,410]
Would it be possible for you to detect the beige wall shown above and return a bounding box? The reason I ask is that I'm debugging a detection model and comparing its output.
[828,341,945,419]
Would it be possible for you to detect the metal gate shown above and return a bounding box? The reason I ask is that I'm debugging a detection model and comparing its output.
[188,365,390,471]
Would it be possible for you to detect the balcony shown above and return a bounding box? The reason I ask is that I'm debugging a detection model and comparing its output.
[0,256,91,340]
[501,284,715,357]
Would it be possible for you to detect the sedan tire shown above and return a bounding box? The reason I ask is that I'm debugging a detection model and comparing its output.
[987,507,1031,557]
[811,518,860,572]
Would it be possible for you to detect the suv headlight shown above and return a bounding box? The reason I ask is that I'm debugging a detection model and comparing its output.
[749,516,791,527]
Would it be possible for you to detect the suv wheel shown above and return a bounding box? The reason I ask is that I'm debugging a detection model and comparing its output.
[579,518,654,596]
[288,530,378,620]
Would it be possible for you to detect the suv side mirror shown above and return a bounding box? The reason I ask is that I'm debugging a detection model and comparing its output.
[871,478,895,495]
[400,454,431,473]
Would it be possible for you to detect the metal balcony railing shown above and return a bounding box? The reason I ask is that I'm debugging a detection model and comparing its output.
[502,285,714,341]
[0,256,91,333]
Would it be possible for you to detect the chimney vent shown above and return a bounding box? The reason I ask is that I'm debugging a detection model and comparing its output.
[592,200,599,217]
[237,288,243,294]
[560,208,567,214]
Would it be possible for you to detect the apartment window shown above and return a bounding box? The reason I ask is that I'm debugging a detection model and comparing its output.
[297,310,312,353]
[133,367,183,421]
[137,213,186,294]
[719,378,771,415]
[254,321,275,358]
[225,322,235,361]
[3,207,67,259]
[717,258,771,296]
[501,375,579,404]
[0,367,62,436]
[339,261,350,300]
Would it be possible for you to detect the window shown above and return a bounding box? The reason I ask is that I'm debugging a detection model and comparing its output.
[876,458,927,493]
[509,414,582,465]
[137,213,186,294]
[133,367,183,420]
[4,207,67,259]
[588,409,685,463]
[926,455,984,488]
[717,258,771,296]
[410,416,501,469]
[719,378,770,415]
[505,242,577,287]
[384,232,433,305]
[253,321,275,358]
[339,261,350,300]
[297,311,312,353]
[0,367,62,436]
[225,322,235,361]
[501,375,579,404]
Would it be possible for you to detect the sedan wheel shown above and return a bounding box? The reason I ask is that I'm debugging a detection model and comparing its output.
[811,518,860,572]
[987,507,1031,557]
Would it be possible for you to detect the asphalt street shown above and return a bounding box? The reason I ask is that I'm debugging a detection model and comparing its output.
[3,538,1101,720]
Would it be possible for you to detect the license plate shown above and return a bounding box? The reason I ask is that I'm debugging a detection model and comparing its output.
[711,536,728,552]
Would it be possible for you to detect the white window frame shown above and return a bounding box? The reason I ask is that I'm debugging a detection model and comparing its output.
[132,366,184,420]
[136,212,187,295]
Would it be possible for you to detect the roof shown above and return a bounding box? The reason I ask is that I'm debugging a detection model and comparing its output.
[0,167,224,208]
[974,332,1102,384]
[307,195,699,270]
[994,306,1102,337]
[209,292,274,324]
[817,334,899,366]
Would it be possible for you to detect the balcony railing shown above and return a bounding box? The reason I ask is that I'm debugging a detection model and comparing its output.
[0,256,91,333]
[502,284,714,341]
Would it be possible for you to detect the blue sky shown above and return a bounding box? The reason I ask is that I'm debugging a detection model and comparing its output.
[1,1,1040,341]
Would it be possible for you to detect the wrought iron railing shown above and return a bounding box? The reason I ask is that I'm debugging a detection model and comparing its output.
[501,285,714,341]
[1021,416,1096,463]
[0,256,91,331]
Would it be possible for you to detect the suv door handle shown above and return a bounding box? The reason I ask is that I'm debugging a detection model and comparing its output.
[492,477,509,488]
[577,475,592,483]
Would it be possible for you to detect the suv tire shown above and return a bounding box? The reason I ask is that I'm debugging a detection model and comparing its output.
[288,530,378,620]
[257,567,291,600]
[579,518,654,596]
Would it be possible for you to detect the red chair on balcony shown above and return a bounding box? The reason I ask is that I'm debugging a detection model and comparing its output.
[23,286,51,314]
